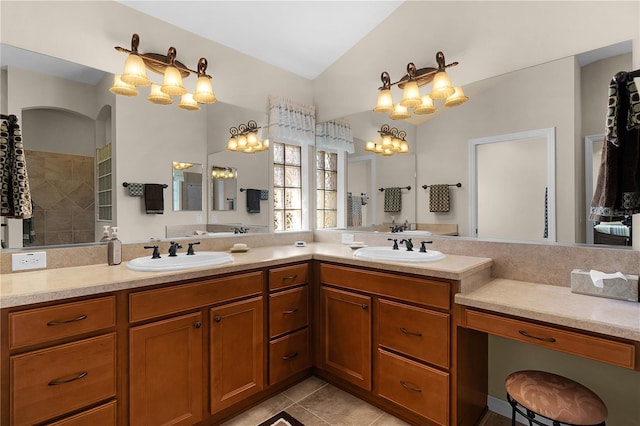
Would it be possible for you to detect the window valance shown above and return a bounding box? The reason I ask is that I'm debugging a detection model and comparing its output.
[316,119,354,154]
[268,96,316,146]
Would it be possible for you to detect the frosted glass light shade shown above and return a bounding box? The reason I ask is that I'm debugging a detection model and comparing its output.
[444,86,469,107]
[430,71,455,99]
[121,54,150,87]
[192,75,217,104]
[374,88,394,113]
[400,80,421,108]
[178,93,200,111]
[161,66,187,96]
[247,131,258,146]
[147,84,173,105]
[381,134,393,149]
[237,135,248,148]
[399,141,409,153]
[227,137,238,151]
[414,95,436,114]
[365,141,376,151]
[389,104,410,120]
[262,139,270,150]
[110,74,138,96]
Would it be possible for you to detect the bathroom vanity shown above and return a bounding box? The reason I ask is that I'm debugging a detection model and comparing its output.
[1,243,638,426]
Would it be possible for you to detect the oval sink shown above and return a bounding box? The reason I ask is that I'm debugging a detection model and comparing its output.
[353,246,445,263]
[127,251,234,272]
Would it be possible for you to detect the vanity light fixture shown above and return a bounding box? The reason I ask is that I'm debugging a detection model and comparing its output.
[111,33,217,110]
[226,120,269,153]
[172,162,194,171]
[211,166,235,179]
[374,51,468,120]
[365,124,410,156]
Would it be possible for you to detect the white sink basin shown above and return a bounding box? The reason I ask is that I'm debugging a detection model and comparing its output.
[353,246,445,263]
[127,251,234,272]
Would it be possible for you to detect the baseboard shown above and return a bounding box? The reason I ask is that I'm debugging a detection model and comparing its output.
[487,395,554,426]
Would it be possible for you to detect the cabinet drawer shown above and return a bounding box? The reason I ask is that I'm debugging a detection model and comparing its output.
[11,333,116,426]
[269,328,310,385]
[378,299,450,368]
[269,285,309,337]
[377,349,449,426]
[9,296,115,350]
[465,309,636,370]
[320,263,451,310]
[269,263,308,290]
[130,271,263,322]
[46,400,117,426]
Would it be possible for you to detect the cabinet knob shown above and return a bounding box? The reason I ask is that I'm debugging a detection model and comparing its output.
[361,304,368,311]
[214,316,222,323]
[194,322,202,329]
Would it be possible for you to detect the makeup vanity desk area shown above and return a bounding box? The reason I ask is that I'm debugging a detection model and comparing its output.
[455,279,640,371]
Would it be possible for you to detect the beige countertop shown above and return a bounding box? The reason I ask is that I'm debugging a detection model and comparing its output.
[1,243,492,309]
[455,278,640,342]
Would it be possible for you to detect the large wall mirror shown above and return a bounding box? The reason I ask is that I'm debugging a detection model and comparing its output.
[341,40,632,248]
[1,44,270,248]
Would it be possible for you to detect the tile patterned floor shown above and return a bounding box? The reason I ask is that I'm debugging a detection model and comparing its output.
[222,376,515,426]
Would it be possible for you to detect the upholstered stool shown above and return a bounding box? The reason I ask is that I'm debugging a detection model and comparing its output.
[504,370,607,426]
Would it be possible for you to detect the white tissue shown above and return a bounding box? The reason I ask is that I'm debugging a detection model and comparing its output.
[589,270,627,289]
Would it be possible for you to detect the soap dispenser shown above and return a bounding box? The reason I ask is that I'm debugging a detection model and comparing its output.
[100,225,111,242]
[107,227,122,266]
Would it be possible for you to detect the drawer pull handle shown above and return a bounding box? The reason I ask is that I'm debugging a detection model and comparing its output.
[518,330,556,343]
[400,327,422,337]
[400,380,422,393]
[46,314,87,326]
[48,371,88,386]
[282,275,298,281]
[283,308,299,315]
[283,351,299,360]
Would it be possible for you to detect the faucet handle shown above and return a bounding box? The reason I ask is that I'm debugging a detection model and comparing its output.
[387,238,399,250]
[187,241,200,255]
[144,245,161,259]
[419,240,433,253]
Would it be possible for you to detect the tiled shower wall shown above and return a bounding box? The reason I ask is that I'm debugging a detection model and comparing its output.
[25,150,95,246]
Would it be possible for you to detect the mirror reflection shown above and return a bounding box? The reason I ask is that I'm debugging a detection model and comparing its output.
[211,166,237,211]
[172,162,203,211]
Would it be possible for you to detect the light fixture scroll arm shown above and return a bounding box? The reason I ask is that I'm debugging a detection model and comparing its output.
[378,71,392,90]
[197,57,211,78]
[436,51,459,71]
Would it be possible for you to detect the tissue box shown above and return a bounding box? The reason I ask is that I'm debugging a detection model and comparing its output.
[570,269,638,302]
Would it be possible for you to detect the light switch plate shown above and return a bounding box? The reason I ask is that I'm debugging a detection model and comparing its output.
[12,252,47,271]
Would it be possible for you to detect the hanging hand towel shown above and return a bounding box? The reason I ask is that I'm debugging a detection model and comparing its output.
[429,184,450,212]
[144,184,164,214]
[246,188,261,213]
[383,187,402,212]
[127,183,144,197]
[0,119,32,219]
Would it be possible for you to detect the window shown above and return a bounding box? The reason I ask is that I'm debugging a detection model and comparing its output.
[96,142,112,221]
[273,142,302,231]
[316,150,338,228]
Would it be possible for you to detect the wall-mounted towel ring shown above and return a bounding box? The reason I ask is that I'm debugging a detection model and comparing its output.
[378,186,411,192]
[422,182,462,189]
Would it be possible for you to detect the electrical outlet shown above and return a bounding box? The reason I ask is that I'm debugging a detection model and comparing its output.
[12,252,47,271]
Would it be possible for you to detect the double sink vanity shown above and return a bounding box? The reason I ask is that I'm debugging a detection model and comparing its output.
[1,235,639,426]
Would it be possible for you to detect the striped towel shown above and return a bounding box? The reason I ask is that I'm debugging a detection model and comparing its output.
[384,187,402,212]
[429,184,450,212]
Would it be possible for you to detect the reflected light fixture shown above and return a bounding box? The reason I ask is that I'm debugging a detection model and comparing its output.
[227,120,269,153]
[374,51,468,120]
[112,33,217,110]
[365,124,410,156]
[172,162,194,170]
[211,166,235,179]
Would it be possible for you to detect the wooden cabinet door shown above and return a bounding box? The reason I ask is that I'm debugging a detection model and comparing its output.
[210,296,264,413]
[320,286,372,390]
[129,312,203,426]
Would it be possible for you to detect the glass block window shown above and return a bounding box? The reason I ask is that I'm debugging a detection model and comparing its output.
[316,150,338,228]
[273,142,302,231]
[96,143,112,221]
